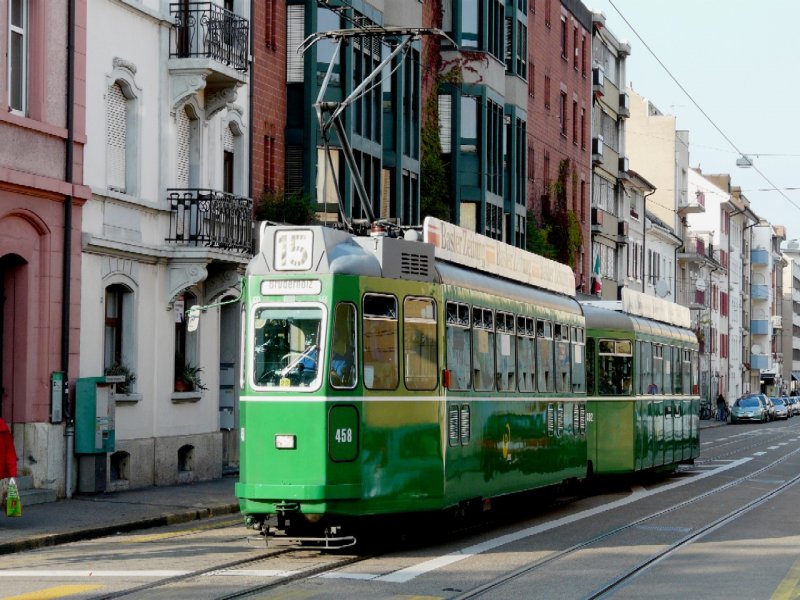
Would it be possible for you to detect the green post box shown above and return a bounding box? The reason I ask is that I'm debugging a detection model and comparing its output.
[75,376,119,493]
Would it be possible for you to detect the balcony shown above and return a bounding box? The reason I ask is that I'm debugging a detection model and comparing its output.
[166,189,253,253]
[678,234,716,266]
[677,190,706,215]
[751,248,769,266]
[751,319,769,335]
[771,314,783,329]
[751,354,769,370]
[169,2,249,97]
[750,284,769,301]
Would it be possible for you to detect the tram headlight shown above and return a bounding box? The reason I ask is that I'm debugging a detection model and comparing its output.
[275,434,297,450]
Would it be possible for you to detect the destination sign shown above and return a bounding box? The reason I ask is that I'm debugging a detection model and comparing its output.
[261,280,322,296]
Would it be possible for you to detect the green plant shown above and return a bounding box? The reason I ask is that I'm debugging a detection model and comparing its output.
[181,363,207,391]
[104,363,136,395]
[254,188,316,225]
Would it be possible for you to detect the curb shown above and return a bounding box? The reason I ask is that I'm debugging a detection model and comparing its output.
[0,502,241,557]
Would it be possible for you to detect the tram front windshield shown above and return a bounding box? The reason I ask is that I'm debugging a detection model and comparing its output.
[252,306,323,389]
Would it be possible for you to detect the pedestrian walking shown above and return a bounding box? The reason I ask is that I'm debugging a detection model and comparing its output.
[716,393,727,421]
[0,417,17,509]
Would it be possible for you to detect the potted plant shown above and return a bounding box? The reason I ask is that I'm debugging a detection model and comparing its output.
[104,363,136,395]
[174,350,207,392]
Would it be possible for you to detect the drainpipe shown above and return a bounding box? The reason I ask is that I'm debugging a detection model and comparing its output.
[641,189,655,292]
[248,0,254,202]
[64,0,76,499]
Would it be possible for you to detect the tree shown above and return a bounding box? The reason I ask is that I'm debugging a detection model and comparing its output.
[254,189,316,225]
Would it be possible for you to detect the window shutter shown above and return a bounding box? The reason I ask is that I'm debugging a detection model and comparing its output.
[438,95,451,153]
[285,144,304,193]
[287,5,305,83]
[106,83,127,192]
[175,106,191,188]
[223,124,235,153]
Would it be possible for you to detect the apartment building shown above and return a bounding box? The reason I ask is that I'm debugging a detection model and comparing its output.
[589,11,630,300]
[79,0,253,493]
[527,0,592,287]
[0,0,88,497]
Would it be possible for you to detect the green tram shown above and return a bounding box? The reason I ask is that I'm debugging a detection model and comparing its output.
[582,295,700,475]
[236,217,699,538]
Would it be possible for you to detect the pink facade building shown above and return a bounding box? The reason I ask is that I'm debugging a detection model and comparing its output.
[0,0,88,492]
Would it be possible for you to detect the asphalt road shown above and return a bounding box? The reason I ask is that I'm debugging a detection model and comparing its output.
[2,419,800,599]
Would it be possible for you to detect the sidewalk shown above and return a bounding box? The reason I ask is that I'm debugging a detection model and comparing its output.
[0,474,239,556]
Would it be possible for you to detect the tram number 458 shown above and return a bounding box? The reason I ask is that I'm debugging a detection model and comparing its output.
[334,428,353,443]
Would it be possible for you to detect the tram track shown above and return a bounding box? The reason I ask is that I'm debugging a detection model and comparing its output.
[88,542,371,600]
[695,421,800,463]
[449,445,800,599]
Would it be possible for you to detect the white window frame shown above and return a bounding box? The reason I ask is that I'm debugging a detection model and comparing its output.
[8,0,27,115]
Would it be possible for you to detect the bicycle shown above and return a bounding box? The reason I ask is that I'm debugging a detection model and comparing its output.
[699,401,713,420]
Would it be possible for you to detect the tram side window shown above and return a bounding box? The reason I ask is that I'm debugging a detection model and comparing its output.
[662,345,673,395]
[586,338,596,394]
[598,339,632,396]
[536,319,554,393]
[640,342,653,394]
[571,327,586,393]
[329,302,357,389]
[472,307,495,391]
[495,312,516,391]
[691,350,699,394]
[446,302,471,390]
[363,294,399,390]
[554,324,571,393]
[681,349,691,394]
[404,297,438,390]
[517,316,536,392]
[653,344,664,393]
[672,346,681,394]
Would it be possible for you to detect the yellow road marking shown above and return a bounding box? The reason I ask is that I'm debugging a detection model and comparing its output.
[772,556,800,600]
[119,517,241,543]
[3,584,103,599]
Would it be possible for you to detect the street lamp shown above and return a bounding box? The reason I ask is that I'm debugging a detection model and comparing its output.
[736,155,753,168]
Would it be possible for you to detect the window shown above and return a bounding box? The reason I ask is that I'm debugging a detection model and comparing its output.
[404,297,437,390]
[544,75,551,109]
[460,95,479,153]
[446,302,471,390]
[461,0,479,48]
[106,83,129,192]
[252,303,324,390]
[104,284,134,386]
[286,4,305,83]
[598,339,632,396]
[487,100,503,195]
[472,307,495,391]
[495,312,516,391]
[559,92,567,137]
[176,103,200,188]
[571,327,585,392]
[536,319,553,392]
[487,0,504,60]
[329,303,357,389]
[580,107,586,149]
[554,324,571,392]
[572,101,578,144]
[560,16,567,58]
[8,0,26,114]
[363,294,398,389]
[573,26,579,69]
[175,292,202,392]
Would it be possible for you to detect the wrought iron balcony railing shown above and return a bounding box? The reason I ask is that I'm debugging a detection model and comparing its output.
[169,2,249,72]
[166,189,253,253]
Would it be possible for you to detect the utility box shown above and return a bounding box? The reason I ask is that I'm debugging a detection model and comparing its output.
[75,376,118,493]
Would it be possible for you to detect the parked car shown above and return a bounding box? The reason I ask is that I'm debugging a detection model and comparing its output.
[771,397,790,420]
[785,397,799,416]
[730,395,768,423]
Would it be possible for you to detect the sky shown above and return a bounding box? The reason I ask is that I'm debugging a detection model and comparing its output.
[586,0,800,241]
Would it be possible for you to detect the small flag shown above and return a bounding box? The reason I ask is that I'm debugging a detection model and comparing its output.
[592,254,602,296]
[6,477,21,517]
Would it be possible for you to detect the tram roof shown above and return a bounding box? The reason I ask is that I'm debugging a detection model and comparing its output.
[582,303,697,345]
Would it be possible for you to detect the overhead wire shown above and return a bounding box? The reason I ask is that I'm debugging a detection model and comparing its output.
[607,0,800,216]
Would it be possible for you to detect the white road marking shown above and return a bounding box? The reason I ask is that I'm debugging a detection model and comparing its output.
[0,569,301,579]
[319,572,380,580]
[753,452,767,456]
[768,446,781,450]
[375,457,752,583]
